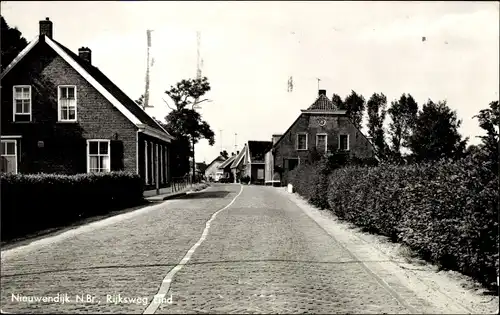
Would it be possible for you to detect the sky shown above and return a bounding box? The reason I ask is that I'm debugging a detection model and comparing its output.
[2,1,499,163]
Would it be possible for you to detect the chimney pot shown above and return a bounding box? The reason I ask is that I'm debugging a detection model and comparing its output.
[78,47,92,64]
[319,89,327,96]
[39,17,53,38]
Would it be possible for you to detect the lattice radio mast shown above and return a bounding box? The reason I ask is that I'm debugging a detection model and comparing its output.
[143,29,154,110]
[193,31,204,110]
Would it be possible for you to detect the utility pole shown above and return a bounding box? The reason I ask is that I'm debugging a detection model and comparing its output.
[316,77,321,92]
[219,130,223,153]
[192,31,202,183]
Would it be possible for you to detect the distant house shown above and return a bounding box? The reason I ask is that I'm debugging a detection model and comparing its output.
[231,141,272,184]
[230,146,247,183]
[217,154,236,182]
[204,155,226,181]
[0,18,174,190]
[264,89,377,186]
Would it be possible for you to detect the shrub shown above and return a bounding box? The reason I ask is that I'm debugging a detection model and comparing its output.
[289,153,378,210]
[1,171,145,241]
[324,157,498,288]
[291,154,498,289]
[241,175,251,184]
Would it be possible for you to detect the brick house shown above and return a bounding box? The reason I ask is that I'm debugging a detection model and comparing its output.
[264,89,377,186]
[0,18,174,190]
[231,141,272,184]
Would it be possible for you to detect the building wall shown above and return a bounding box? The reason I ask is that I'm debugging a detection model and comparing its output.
[1,40,137,174]
[273,112,376,185]
[250,164,265,185]
[264,150,273,183]
[137,133,170,190]
[205,160,224,179]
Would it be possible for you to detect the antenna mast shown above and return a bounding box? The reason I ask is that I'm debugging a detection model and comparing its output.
[193,31,203,110]
[196,31,202,80]
[234,133,238,153]
[143,30,154,110]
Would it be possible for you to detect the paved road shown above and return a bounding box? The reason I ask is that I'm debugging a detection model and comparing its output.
[1,184,435,314]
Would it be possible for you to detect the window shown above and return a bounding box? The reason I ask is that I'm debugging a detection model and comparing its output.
[316,134,327,152]
[58,86,77,122]
[339,134,349,151]
[296,133,308,150]
[257,168,264,180]
[87,140,110,173]
[1,140,17,174]
[164,146,168,182]
[13,86,31,122]
[159,145,163,184]
[144,141,149,184]
[150,143,155,185]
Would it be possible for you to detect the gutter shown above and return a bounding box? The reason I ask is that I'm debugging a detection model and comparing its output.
[137,124,175,143]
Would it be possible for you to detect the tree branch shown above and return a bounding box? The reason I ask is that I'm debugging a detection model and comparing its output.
[162,98,176,111]
[192,98,212,109]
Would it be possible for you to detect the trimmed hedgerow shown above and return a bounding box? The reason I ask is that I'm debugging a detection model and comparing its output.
[289,153,377,210]
[290,155,498,288]
[1,171,145,240]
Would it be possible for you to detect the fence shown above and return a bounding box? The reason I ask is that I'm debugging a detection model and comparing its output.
[170,175,191,193]
[170,174,204,193]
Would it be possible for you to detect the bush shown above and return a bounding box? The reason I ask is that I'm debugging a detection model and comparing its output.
[241,176,250,184]
[291,154,498,289]
[325,157,498,288]
[1,171,145,241]
[289,153,377,210]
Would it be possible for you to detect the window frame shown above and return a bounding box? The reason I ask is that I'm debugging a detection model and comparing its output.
[12,85,32,122]
[296,133,308,151]
[338,134,350,151]
[164,146,168,183]
[1,139,18,174]
[257,168,264,180]
[86,139,111,173]
[58,85,78,122]
[144,141,149,184]
[150,142,155,185]
[316,133,328,152]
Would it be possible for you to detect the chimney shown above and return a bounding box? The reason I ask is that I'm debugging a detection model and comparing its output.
[39,17,53,38]
[318,89,327,97]
[272,134,282,145]
[78,47,92,64]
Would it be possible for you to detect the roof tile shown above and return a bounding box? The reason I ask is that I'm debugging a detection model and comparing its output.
[306,94,337,111]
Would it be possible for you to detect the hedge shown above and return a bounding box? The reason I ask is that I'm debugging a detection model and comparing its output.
[1,171,145,241]
[289,155,499,289]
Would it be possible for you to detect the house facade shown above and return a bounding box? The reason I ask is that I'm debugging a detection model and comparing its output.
[204,155,226,181]
[265,89,377,186]
[231,141,272,184]
[0,18,174,190]
[217,154,235,182]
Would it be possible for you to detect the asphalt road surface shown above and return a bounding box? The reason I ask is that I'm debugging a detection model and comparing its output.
[1,184,437,314]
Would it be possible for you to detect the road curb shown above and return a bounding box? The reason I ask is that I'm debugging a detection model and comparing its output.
[162,192,187,200]
[147,184,212,202]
